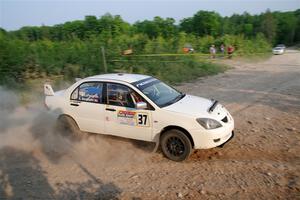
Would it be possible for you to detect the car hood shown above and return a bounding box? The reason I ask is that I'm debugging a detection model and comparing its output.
[163,94,227,119]
[163,95,212,116]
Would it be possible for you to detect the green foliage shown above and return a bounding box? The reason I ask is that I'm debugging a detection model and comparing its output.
[294,9,300,42]
[274,11,298,45]
[260,10,277,43]
[181,11,222,37]
[134,16,177,39]
[110,56,226,84]
[0,9,299,87]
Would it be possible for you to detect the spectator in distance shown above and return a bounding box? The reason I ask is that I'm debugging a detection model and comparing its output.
[210,45,216,59]
[220,44,225,57]
[227,45,235,59]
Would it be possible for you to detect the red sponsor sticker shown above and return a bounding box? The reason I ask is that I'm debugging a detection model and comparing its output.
[118,110,136,118]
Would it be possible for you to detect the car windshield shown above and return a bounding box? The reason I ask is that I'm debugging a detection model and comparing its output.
[274,47,283,50]
[132,78,185,107]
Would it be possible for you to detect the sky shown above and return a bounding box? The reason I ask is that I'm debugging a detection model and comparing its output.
[0,0,299,31]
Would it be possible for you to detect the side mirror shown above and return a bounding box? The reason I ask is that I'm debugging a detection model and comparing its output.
[136,102,147,110]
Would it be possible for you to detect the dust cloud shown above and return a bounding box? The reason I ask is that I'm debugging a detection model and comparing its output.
[0,86,151,166]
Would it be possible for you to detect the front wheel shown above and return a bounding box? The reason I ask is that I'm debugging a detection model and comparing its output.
[161,129,193,162]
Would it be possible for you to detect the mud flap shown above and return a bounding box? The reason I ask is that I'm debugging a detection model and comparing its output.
[152,134,160,153]
[152,140,160,153]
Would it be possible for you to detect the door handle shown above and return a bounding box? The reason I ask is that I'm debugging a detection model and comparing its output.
[70,103,79,107]
[106,108,116,112]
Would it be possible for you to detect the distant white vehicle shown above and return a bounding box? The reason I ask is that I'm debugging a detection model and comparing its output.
[44,73,234,161]
[272,47,285,55]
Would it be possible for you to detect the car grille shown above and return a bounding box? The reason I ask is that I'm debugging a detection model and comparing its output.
[221,116,228,123]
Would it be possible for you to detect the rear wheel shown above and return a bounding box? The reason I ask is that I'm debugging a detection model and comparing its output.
[56,115,83,140]
[161,129,193,162]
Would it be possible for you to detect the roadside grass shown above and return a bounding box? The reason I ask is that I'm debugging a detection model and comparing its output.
[110,56,227,84]
[3,51,275,105]
[110,51,273,83]
[3,55,229,105]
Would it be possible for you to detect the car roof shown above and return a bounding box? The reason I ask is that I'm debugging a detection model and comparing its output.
[84,73,152,83]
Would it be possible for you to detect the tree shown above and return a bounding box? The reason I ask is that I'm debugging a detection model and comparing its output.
[134,16,177,39]
[84,15,99,38]
[134,20,159,39]
[274,11,297,44]
[1,9,298,87]
[294,9,300,42]
[185,10,222,37]
[180,17,194,33]
[260,9,277,43]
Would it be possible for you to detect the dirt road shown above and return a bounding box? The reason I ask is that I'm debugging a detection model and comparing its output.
[0,50,300,199]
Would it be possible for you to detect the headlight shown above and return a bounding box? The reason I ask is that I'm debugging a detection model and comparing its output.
[196,118,222,129]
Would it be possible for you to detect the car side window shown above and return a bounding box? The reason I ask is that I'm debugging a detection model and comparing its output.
[107,83,135,108]
[71,88,79,100]
[107,83,151,109]
[71,82,103,103]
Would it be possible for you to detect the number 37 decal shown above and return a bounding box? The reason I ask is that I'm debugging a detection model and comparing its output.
[137,113,150,127]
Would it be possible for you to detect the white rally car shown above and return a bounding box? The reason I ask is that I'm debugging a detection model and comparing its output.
[44,73,234,161]
[272,47,285,55]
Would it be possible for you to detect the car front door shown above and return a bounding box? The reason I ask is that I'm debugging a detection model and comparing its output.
[104,82,153,141]
[69,82,105,134]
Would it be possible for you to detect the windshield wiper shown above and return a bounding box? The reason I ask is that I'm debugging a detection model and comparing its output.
[178,93,186,101]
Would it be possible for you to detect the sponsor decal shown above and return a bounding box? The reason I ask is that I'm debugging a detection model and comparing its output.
[117,110,136,126]
[132,77,159,90]
[117,110,150,127]
[136,79,155,88]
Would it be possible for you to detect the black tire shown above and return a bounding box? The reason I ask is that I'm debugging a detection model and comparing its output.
[160,129,193,162]
[56,115,83,140]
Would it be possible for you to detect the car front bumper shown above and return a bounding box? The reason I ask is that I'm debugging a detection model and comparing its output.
[217,131,234,148]
[273,51,284,55]
[191,119,234,149]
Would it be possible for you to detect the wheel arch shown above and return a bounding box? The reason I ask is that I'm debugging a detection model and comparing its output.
[58,114,80,129]
[160,125,195,148]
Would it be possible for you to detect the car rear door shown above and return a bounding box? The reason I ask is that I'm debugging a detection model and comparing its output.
[68,82,105,134]
[104,82,153,141]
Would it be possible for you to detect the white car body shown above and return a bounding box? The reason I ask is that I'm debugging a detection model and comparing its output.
[44,73,234,150]
[272,47,284,55]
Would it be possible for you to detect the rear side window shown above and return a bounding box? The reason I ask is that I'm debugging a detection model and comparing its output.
[71,82,103,103]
